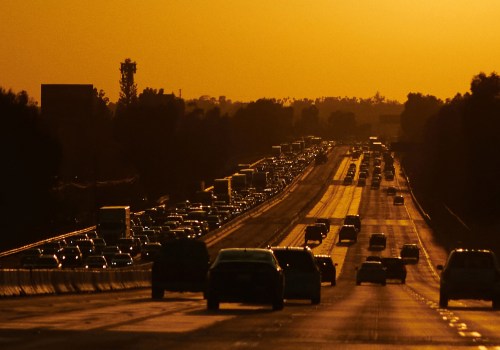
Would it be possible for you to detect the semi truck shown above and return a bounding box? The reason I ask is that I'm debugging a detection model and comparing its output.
[213,178,232,204]
[97,206,131,245]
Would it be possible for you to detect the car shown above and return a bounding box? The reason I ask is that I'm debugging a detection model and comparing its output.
[304,225,323,244]
[338,225,358,243]
[31,254,62,269]
[384,170,394,180]
[366,255,382,262]
[151,238,210,299]
[400,244,420,263]
[271,246,321,304]
[92,238,106,254]
[206,215,223,230]
[393,195,405,205]
[437,249,500,309]
[315,218,330,233]
[369,233,387,250]
[84,255,108,269]
[343,176,353,185]
[381,257,407,283]
[357,178,366,187]
[387,186,397,195]
[117,237,140,256]
[141,242,162,261]
[371,180,380,189]
[314,254,337,286]
[75,239,95,258]
[356,261,386,285]
[102,245,121,264]
[41,242,64,256]
[110,253,133,267]
[59,246,83,267]
[20,248,42,268]
[344,214,361,232]
[206,248,284,311]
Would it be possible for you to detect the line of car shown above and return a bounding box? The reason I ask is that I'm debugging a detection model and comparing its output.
[151,237,337,311]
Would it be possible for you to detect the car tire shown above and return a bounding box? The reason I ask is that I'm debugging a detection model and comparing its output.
[356,280,361,285]
[311,294,321,305]
[401,278,406,284]
[381,280,386,286]
[207,296,219,311]
[319,239,323,244]
[331,277,336,286]
[151,286,164,299]
[439,292,448,308]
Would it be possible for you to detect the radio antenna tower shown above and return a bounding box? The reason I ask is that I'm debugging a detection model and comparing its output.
[118,58,137,107]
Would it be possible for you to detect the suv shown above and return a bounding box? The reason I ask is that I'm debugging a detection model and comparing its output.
[206,248,284,311]
[437,249,500,309]
[271,247,321,304]
[314,254,337,286]
[315,218,330,233]
[305,225,323,244]
[338,225,358,243]
[381,257,407,283]
[344,214,361,232]
[369,233,387,250]
[151,238,210,299]
[400,244,420,263]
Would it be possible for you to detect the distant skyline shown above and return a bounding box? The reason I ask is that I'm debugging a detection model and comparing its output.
[1,1,499,105]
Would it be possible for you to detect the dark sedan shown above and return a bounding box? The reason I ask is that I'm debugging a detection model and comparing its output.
[207,248,284,311]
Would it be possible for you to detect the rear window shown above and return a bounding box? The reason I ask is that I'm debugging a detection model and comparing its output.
[216,249,276,265]
[273,250,315,270]
[448,252,495,269]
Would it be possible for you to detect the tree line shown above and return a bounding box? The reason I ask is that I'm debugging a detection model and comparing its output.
[399,72,500,247]
[0,81,400,249]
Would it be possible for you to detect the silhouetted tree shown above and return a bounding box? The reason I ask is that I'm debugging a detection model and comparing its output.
[0,88,61,249]
[295,105,320,137]
[400,93,443,142]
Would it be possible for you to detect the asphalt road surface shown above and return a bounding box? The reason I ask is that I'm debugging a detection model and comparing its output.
[1,150,499,350]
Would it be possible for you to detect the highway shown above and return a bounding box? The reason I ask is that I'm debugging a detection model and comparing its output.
[1,148,499,350]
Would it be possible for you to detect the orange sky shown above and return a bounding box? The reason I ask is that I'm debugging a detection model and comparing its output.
[1,0,498,105]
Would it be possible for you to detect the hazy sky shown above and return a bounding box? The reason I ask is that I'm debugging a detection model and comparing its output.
[1,1,498,104]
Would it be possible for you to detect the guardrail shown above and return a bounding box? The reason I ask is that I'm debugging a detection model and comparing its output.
[0,226,97,259]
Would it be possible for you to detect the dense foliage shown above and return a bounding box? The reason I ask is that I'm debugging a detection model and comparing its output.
[401,72,500,231]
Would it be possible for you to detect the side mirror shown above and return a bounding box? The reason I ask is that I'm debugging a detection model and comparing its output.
[436,265,443,270]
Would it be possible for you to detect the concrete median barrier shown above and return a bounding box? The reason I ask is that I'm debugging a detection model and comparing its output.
[0,266,152,297]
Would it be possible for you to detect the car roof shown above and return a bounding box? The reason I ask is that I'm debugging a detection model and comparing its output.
[402,244,418,248]
[217,248,275,263]
[271,246,312,252]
